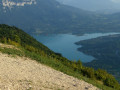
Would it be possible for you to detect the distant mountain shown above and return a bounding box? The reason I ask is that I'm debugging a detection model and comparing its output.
[0,0,120,35]
[95,9,120,14]
[0,0,106,35]
[104,12,120,29]
[1,0,36,9]
[57,0,120,12]
[0,0,96,34]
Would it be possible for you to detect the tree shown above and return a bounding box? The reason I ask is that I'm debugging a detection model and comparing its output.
[76,60,82,69]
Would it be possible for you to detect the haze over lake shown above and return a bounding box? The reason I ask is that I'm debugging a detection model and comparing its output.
[32,32,119,62]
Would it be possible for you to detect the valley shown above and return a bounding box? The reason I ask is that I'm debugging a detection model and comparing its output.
[32,32,120,62]
[32,32,120,83]
[0,0,120,89]
[0,24,120,89]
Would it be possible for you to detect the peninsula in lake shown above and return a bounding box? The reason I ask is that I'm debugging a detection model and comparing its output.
[75,34,120,81]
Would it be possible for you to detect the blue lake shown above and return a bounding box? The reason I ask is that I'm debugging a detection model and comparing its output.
[32,33,119,62]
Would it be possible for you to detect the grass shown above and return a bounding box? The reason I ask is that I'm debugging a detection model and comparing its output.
[0,46,116,90]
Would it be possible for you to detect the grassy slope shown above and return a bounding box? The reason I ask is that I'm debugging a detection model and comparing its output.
[0,24,119,90]
[0,46,113,90]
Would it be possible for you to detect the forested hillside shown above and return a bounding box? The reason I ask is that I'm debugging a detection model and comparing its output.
[0,24,120,89]
[75,34,120,82]
[0,0,120,35]
[0,0,96,34]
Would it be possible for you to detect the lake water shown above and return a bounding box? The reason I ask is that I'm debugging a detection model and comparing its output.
[32,33,119,62]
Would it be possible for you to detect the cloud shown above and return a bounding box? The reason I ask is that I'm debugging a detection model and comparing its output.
[111,0,120,3]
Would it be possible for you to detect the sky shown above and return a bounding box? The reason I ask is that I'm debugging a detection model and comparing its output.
[57,0,120,11]
[111,0,120,3]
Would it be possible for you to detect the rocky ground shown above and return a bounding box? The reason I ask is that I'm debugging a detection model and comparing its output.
[0,44,99,90]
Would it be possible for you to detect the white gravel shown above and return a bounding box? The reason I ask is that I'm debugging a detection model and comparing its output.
[0,52,99,90]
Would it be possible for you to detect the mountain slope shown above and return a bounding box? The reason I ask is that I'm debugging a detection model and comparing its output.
[0,52,98,90]
[0,0,103,34]
[0,24,119,89]
[1,0,120,35]
[0,24,55,56]
[57,0,120,12]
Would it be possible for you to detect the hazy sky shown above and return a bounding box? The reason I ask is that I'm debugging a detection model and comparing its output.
[111,0,120,3]
[57,0,120,11]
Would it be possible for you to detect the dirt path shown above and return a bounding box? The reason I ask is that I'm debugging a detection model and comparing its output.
[0,53,99,90]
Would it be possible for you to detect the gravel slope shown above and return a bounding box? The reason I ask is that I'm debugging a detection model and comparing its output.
[0,53,99,90]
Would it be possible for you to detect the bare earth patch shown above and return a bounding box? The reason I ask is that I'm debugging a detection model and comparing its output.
[0,43,19,50]
[0,53,99,90]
